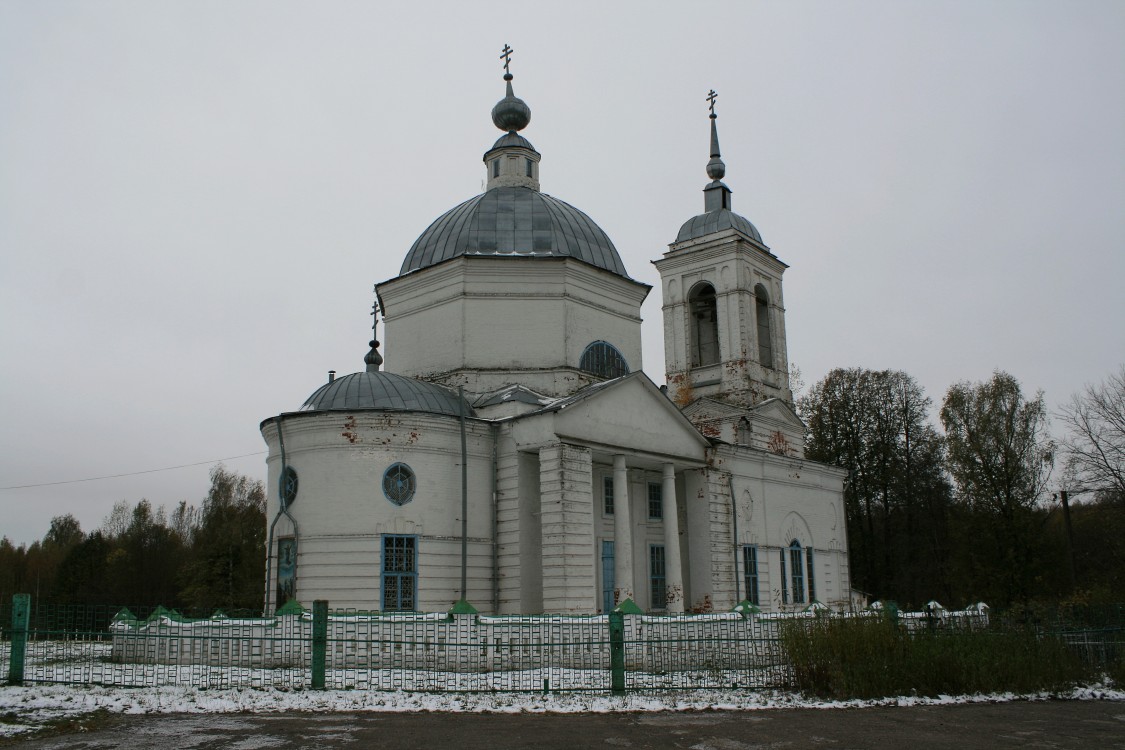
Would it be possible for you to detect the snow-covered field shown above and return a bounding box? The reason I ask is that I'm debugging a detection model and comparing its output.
[1,683,1123,738]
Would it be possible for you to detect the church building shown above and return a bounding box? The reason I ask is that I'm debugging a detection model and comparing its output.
[259,56,850,615]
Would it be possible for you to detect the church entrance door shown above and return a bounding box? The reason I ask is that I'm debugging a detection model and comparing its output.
[601,540,615,612]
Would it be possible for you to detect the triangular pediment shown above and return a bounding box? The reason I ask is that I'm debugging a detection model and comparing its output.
[747,397,806,431]
[682,397,750,421]
[515,372,710,460]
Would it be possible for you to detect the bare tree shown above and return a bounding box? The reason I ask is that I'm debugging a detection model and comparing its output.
[1056,365,1125,502]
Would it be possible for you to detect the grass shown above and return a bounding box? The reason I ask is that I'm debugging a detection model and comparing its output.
[780,616,1095,700]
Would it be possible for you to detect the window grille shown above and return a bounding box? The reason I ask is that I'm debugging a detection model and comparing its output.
[382,463,416,506]
[381,535,417,611]
[650,545,667,610]
[603,475,614,515]
[779,548,788,604]
[579,341,630,379]
[806,547,816,602]
[279,466,299,506]
[647,482,663,519]
[790,541,806,604]
[743,545,759,606]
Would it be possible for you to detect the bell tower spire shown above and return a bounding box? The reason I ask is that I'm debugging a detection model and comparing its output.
[653,91,793,422]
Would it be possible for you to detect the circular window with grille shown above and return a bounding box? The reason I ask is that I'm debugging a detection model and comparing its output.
[279,466,299,507]
[382,463,416,506]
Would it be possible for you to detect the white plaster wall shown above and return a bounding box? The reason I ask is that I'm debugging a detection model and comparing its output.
[262,412,495,612]
[377,257,648,398]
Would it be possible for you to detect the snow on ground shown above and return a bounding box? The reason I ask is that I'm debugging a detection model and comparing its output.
[1,683,1122,738]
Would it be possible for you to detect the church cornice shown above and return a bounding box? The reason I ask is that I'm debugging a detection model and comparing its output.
[655,233,788,274]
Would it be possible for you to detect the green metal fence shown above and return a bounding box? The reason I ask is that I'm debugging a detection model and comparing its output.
[3,596,1120,694]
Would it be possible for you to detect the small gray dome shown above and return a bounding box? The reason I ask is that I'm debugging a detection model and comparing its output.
[676,208,763,244]
[486,132,539,155]
[401,187,629,277]
[301,371,473,417]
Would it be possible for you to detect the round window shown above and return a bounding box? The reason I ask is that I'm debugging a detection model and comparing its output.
[382,463,416,506]
[279,466,299,506]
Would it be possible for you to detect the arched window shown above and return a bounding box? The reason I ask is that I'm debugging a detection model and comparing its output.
[579,341,629,380]
[754,284,773,369]
[689,283,720,367]
[789,540,806,604]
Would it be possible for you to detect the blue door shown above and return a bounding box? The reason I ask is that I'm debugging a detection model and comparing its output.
[601,540,615,612]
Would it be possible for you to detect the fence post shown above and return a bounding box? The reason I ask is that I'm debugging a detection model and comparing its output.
[7,594,30,686]
[609,610,625,696]
[311,600,327,689]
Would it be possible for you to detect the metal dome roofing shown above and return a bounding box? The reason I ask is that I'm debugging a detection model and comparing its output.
[400,187,629,277]
[676,208,763,245]
[300,371,473,417]
[486,132,538,155]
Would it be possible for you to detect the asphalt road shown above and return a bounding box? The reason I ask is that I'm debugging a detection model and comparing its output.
[4,700,1124,749]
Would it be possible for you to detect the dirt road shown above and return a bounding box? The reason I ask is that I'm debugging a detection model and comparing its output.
[4,699,1124,749]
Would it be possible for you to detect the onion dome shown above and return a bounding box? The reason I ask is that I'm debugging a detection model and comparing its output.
[491,74,531,132]
[676,91,764,245]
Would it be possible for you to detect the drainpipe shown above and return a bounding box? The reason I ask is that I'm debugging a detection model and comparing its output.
[490,422,500,614]
[459,386,468,602]
[728,472,741,604]
[264,414,300,615]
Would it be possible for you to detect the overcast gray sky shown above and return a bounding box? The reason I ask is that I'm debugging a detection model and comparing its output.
[2,1,1123,546]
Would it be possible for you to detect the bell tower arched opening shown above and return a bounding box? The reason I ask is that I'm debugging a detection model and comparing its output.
[688,282,720,368]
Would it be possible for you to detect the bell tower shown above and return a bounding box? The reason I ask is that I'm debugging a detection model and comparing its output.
[654,92,792,411]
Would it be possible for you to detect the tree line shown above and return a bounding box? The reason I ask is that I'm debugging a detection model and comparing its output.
[0,465,265,613]
[800,366,1124,609]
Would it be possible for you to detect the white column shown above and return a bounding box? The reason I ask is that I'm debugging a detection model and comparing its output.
[661,463,684,613]
[612,454,634,605]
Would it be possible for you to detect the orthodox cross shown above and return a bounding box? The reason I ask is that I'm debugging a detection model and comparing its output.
[707,89,718,116]
[501,44,513,75]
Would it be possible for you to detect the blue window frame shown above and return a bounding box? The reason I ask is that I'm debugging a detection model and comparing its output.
[647,482,663,519]
[601,540,615,612]
[603,475,614,515]
[806,547,816,603]
[742,545,759,606]
[779,548,788,604]
[382,534,417,611]
[650,545,667,610]
[790,541,806,605]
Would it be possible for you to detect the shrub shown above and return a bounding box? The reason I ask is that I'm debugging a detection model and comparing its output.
[780,615,1094,700]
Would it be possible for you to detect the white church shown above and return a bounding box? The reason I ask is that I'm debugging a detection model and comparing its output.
[260,59,851,616]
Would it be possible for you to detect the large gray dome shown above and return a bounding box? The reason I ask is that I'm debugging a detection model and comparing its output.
[400,187,629,277]
[301,371,474,417]
[676,208,763,245]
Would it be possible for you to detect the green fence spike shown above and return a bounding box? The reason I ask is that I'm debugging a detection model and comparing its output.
[732,599,761,616]
[275,599,306,616]
[613,598,643,615]
[448,599,479,615]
